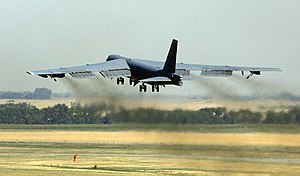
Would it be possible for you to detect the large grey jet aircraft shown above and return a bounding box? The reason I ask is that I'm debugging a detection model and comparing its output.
[27,39,281,92]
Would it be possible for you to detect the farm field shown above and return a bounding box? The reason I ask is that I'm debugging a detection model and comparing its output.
[1,131,300,146]
[0,124,300,175]
[0,142,300,176]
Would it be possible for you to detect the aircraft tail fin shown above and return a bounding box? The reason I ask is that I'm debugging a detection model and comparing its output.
[163,39,178,73]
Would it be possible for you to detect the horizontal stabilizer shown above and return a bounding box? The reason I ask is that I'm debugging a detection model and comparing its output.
[175,69,190,76]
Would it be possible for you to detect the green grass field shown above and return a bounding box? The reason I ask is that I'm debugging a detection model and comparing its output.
[0,123,300,133]
[0,124,300,175]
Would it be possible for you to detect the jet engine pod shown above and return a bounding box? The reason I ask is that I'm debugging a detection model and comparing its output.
[49,73,65,78]
[246,71,261,79]
[37,74,48,78]
[38,73,65,79]
[250,71,261,75]
[178,80,183,87]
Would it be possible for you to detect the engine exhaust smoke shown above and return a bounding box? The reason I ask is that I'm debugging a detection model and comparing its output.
[62,76,176,110]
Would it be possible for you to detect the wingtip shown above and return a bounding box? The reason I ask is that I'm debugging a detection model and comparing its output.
[274,68,282,72]
[26,71,35,75]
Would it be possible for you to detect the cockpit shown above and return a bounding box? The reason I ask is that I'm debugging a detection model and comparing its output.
[106,54,122,61]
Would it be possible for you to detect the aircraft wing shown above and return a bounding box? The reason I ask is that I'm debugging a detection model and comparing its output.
[176,63,281,78]
[132,58,281,79]
[176,63,282,72]
[27,58,131,79]
[134,59,281,72]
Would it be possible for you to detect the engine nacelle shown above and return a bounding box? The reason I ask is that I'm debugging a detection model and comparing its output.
[177,80,183,87]
[38,73,65,79]
[201,70,233,77]
[250,71,261,75]
[171,73,183,86]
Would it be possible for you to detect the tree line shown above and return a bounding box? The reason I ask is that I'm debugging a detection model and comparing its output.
[0,88,52,99]
[0,103,300,124]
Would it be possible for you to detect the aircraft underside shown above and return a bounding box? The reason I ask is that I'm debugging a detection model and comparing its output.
[115,76,176,92]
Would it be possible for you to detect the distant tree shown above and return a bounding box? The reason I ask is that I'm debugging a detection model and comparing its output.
[24,92,34,99]
[1,102,299,124]
[227,109,263,124]
[0,103,41,124]
[196,108,213,124]
[292,107,300,124]
[285,107,300,124]
[264,111,286,124]
[33,88,52,99]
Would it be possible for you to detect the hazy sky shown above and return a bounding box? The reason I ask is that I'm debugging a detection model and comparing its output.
[1,0,300,95]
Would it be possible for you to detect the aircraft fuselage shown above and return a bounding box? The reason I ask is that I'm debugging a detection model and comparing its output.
[106,54,182,87]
